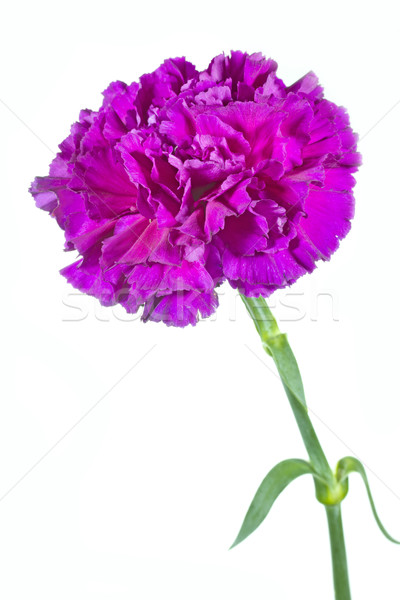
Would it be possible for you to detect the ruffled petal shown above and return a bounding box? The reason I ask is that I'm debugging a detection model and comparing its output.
[31,51,360,327]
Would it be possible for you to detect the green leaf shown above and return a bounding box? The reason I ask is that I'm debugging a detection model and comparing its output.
[230,459,316,549]
[266,333,307,410]
[240,295,333,482]
[337,456,400,544]
[240,295,306,409]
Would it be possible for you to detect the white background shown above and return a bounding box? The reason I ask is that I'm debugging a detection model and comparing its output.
[1,1,400,598]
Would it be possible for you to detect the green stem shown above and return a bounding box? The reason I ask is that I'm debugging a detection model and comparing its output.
[240,294,333,482]
[326,505,352,599]
[241,294,351,599]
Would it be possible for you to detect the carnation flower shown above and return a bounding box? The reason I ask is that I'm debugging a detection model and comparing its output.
[30,51,361,326]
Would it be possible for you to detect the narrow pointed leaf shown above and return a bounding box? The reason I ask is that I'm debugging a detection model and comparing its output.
[230,459,316,549]
[337,456,400,544]
[241,295,306,409]
[266,333,307,410]
[241,295,333,481]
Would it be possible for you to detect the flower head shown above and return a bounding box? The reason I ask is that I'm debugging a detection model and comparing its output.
[30,51,361,326]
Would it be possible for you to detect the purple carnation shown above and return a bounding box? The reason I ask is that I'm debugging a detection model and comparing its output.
[30,51,361,327]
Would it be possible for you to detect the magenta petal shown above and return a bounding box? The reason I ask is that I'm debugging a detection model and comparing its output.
[31,51,360,327]
[74,147,138,219]
[223,247,306,291]
[299,186,355,259]
[119,220,181,266]
[143,289,218,327]
[61,257,117,307]
[101,214,148,268]
[128,260,214,293]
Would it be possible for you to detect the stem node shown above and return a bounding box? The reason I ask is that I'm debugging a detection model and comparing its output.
[315,476,349,506]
